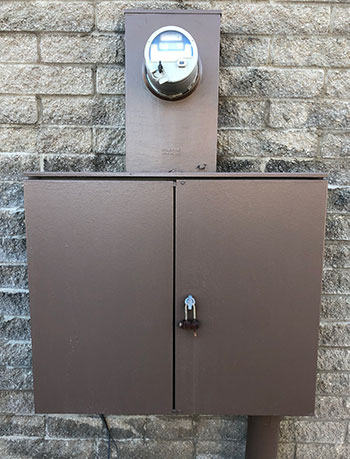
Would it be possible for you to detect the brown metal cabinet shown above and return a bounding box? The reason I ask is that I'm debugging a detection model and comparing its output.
[24,173,327,416]
[175,179,327,415]
[25,179,174,414]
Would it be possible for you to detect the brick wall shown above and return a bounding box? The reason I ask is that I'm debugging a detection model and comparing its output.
[0,1,349,458]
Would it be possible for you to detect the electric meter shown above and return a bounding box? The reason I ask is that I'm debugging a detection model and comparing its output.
[144,26,200,101]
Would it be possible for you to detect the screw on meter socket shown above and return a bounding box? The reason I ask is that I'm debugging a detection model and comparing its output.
[144,26,200,101]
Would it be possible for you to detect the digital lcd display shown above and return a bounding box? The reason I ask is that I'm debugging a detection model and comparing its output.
[159,42,185,51]
[149,30,193,62]
[160,32,182,42]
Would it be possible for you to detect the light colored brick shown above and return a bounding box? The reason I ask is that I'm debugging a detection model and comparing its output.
[0,238,26,263]
[96,1,211,32]
[0,341,32,368]
[321,295,350,320]
[0,97,37,124]
[0,265,27,289]
[264,158,350,186]
[280,420,347,443]
[94,127,125,154]
[0,183,23,209]
[42,96,125,126]
[217,156,263,173]
[0,65,93,95]
[314,395,350,418]
[321,133,350,158]
[0,33,37,63]
[269,100,310,129]
[0,391,34,415]
[324,243,350,269]
[0,317,31,341]
[319,322,350,347]
[327,186,350,213]
[270,100,350,129]
[296,444,350,459]
[0,415,44,437]
[327,70,350,98]
[42,97,93,125]
[317,372,350,396]
[0,154,39,180]
[322,159,350,186]
[220,68,323,98]
[0,128,37,153]
[0,210,25,237]
[196,417,247,441]
[38,127,92,154]
[279,0,347,2]
[196,440,245,459]
[41,34,124,64]
[0,292,29,316]
[43,154,125,173]
[277,443,295,459]
[0,438,96,458]
[273,37,350,67]
[98,439,194,459]
[331,7,350,34]
[105,415,146,439]
[97,67,125,95]
[0,368,32,391]
[318,348,350,371]
[326,215,350,241]
[218,130,318,157]
[213,3,329,34]
[218,99,266,128]
[145,416,193,440]
[322,269,350,294]
[220,36,269,67]
[328,187,350,213]
[47,415,103,439]
[0,2,94,32]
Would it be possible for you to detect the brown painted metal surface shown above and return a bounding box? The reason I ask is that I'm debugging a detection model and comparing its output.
[25,172,327,180]
[24,180,174,414]
[125,11,221,172]
[24,174,327,416]
[245,416,281,459]
[175,179,327,415]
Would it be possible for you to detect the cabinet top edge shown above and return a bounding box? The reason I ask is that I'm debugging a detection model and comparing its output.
[24,172,328,180]
[124,9,222,15]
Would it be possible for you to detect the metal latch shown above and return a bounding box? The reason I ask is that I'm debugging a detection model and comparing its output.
[178,294,200,337]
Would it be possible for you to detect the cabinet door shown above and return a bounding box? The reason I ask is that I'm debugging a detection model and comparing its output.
[25,180,174,414]
[175,179,327,415]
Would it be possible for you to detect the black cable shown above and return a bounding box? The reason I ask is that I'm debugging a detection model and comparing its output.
[100,414,118,459]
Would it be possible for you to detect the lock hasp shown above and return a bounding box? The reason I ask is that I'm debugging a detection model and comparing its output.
[125,10,221,173]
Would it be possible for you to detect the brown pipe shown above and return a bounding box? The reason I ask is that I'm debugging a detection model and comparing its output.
[245,416,281,459]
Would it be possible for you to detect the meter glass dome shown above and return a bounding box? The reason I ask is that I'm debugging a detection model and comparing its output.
[149,31,193,62]
[144,26,200,101]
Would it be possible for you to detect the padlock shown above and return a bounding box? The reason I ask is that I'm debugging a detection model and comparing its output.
[178,295,200,334]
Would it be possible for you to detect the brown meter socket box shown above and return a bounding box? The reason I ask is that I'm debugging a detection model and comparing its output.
[125,10,221,173]
[24,172,327,415]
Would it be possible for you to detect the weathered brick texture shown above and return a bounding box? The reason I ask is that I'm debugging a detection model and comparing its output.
[0,1,348,458]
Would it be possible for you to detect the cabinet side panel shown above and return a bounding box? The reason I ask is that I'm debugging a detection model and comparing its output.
[175,179,327,415]
[25,180,173,414]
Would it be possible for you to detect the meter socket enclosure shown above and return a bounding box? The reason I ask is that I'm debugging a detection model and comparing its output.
[125,10,221,173]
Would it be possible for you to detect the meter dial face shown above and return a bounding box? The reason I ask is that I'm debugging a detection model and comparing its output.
[144,26,200,101]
